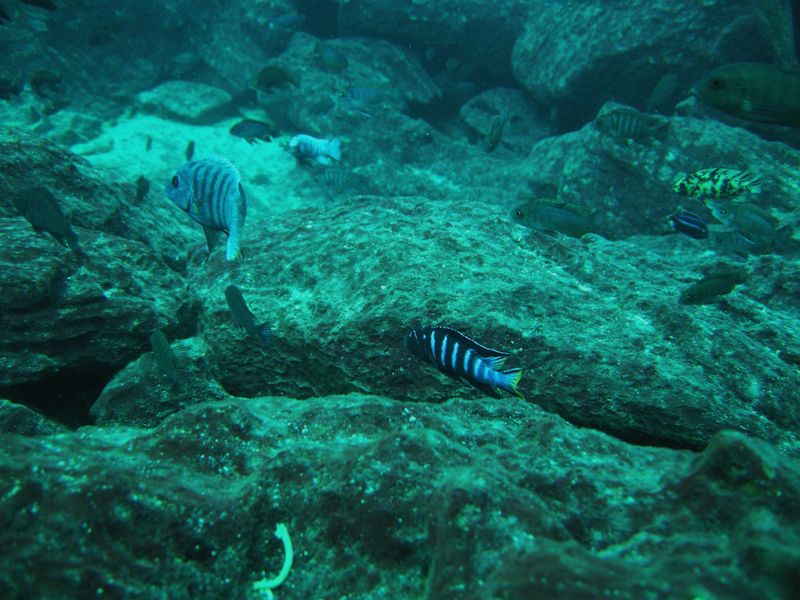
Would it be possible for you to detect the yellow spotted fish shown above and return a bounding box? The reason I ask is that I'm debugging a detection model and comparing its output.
[672,168,761,200]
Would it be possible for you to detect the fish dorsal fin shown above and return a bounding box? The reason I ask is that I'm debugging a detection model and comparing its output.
[435,327,509,358]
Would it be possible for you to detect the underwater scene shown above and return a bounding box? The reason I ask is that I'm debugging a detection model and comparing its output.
[2,0,800,598]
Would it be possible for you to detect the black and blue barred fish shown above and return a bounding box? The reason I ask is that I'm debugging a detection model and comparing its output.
[166,156,247,261]
[405,326,524,399]
[669,209,708,239]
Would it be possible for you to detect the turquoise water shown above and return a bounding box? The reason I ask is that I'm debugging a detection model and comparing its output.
[1,1,800,598]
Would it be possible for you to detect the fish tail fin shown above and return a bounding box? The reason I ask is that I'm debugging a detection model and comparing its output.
[327,138,342,161]
[257,322,271,347]
[501,368,525,399]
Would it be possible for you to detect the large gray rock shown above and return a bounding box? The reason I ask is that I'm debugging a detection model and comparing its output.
[0,131,197,424]
[137,80,234,124]
[1,396,798,598]
[512,0,796,128]
[336,0,531,77]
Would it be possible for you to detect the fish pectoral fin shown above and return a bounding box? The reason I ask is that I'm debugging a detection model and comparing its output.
[202,226,222,256]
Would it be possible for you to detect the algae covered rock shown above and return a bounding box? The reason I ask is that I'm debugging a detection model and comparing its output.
[137,80,233,123]
[512,0,791,128]
[1,396,799,598]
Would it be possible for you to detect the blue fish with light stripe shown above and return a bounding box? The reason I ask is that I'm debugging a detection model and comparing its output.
[166,156,247,261]
[405,326,525,399]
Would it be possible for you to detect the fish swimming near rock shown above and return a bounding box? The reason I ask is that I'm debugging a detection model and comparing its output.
[229,119,278,144]
[693,62,800,127]
[21,0,57,11]
[289,134,341,166]
[254,64,295,91]
[12,186,83,255]
[594,107,669,142]
[669,209,708,239]
[484,114,508,153]
[672,168,760,201]
[165,156,247,261]
[706,201,792,253]
[645,73,679,114]
[512,198,598,238]
[135,175,150,203]
[405,326,524,399]
[149,329,178,385]
[679,270,747,305]
[224,285,271,348]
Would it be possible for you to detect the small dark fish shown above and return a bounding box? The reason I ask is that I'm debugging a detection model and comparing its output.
[267,13,304,31]
[318,43,348,73]
[693,62,800,127]
[185,140,195,162]
[29,69,61,98]
[254,64,295,91]
[512,198,597,238]
[595,107,668,142]
[21,0,56,11]
[224,285,270,348]
[405,326,524,399]
[0,77,22,100]
[645,73,679,114]
[313,167,369,199]
[135,175,150,203]
[166,156,247,261]
[145,136,153,151]
[12,186,82,255]
[149,329,178,385]
[484,114,507,153]
[229,119,278,144]
[679,271,747,305]
[669,210,708,239]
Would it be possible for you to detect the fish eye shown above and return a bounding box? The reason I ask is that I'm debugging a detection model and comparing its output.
[171,176,179,188]
[709,78,724,90]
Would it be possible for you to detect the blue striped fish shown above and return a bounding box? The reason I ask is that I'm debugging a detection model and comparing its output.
[405,326,524,399]
[669,209,708,239]
[166,156,247,261]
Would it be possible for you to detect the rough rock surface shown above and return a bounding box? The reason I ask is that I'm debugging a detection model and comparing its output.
[512,0,795,128]
[137,81,234,124]
[1,396,799,599]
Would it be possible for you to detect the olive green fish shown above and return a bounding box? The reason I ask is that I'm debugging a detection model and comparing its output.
[12,186,83,256]
[150,329,178,385]
[679,270,747,305]
[672,168,760,200]
[484,114,508,153]
[511,198,598,238]
[693,62,800,127]
[706,201,792,253]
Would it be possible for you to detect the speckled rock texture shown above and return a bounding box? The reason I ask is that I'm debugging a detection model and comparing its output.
[512,0,796,127]
[1,396,798,599]
[1,1,799,598]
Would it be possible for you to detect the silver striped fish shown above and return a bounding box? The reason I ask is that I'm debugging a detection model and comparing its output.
[405,326,524,399]
[166,156,247,261]
[289,134,341,166]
